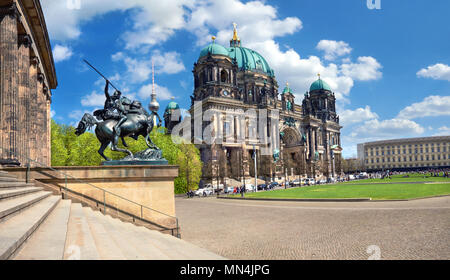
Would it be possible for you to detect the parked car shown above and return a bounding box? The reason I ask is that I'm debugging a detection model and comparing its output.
[257,184,267,191]
[304,178,315,186]
[195,187,213,196]
[327,177,336,183]
[204,183,224,193]
[225,186,235,194]
[269,182,279,189]
[244,184,255,192]
[291,180,301,186]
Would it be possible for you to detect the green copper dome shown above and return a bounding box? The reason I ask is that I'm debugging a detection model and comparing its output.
[310,78,332,92]
[199,42,230,58]
[227,46,274,77]
[282,83,293,94]
[165,101,179,111]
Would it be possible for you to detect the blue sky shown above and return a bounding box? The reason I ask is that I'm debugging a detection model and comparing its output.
[43,0,450,157]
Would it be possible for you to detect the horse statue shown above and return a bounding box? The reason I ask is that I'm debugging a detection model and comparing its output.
[75,104,161,161]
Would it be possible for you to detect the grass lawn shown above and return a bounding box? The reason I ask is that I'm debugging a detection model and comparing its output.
[342,173,450,184]
[240,174,450,200]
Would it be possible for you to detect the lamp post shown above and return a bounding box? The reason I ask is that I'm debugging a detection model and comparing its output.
[253,144,257,192]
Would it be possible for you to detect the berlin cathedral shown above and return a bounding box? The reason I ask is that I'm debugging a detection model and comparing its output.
[165,25,343,185]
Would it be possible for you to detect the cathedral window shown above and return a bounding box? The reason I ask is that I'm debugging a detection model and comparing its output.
[221,69,228,83]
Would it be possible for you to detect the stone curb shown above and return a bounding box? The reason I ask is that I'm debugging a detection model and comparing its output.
[371,194,450,202]
[216,196,372,202]
[217,194,450,202]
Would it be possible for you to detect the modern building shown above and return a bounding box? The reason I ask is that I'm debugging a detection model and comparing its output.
[167,25,343,185]
[357,136,450,171]
[0,0,57,166]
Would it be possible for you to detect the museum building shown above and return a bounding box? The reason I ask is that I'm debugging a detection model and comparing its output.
[0,0,57,167]
[357,136,450,171]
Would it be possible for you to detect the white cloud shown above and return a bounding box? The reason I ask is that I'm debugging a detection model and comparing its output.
[52,44,73,63]
[350,118,425,140]
[138,84,174,101]
[316,40,352,61]
[41,0,191,45]
[111,50,185,83]
[69,109,91,120]
[433,126,450,136]
[417,63,450,81]
[151,50,186,74]
[397,95,450,119]
[81,91,105,107]
[338,106,379,126]
[50,110,56,118]
[340,56,382,81]
[188,0,302,47]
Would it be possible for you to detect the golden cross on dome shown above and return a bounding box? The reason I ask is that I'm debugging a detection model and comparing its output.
[232,22,239,41]
[212,36,216,42]
[286,82,289,87]
[317,73,321,79]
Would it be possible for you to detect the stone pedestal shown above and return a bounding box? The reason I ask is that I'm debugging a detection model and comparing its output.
[2,165,179,228]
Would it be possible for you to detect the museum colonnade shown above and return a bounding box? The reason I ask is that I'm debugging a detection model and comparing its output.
[0,1,54,167]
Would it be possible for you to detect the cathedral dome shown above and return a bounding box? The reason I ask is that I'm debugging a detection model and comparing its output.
[310,78,332,92]
[227,46,274,77]
[199,41,230,59]
[282,82,293,94]
[165,101,180,111]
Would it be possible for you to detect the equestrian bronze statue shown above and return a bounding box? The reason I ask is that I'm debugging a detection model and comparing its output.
[75,61,162,162]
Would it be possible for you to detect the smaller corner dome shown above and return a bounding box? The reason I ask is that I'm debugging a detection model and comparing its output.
[165,101,180,111]
[199,42,230,59]
[282,83,293,94]
[310,78,332,92]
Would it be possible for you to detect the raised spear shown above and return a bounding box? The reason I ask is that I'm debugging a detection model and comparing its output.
[83,59,119,91]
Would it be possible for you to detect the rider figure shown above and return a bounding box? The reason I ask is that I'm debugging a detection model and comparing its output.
[104,81,128,137]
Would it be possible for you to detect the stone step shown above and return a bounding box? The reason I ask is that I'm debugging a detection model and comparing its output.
[0,187,42,200]
[112,216,196,260]
[0,191,52,221]
[0,182,35,189]
[0,176,24,183]
[0,195,60,260]
[94,211,170,260]
[0,171,17,179]
[82,207,125,260]
[13,199,72,260]
[135,225,226,260]
[63,203,100,260]
[129,222,225,260]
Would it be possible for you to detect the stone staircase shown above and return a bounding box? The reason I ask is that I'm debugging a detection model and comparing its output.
[0,170,225,260]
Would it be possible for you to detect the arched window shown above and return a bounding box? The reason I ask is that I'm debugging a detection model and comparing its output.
[220,69,228,83]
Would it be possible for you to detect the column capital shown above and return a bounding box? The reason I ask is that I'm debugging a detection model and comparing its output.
[31,56,40,67]
[0,2,21,20]
[37,72,45,83]
[18,34,32,48]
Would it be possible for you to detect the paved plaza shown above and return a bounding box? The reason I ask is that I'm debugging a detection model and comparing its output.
[175,196,450,260]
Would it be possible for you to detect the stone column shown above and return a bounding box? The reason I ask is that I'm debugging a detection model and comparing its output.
[0,3,20,165]
[46,97,51,166]
[27,59,38,163]
[36,75,46,165]
[17,34,31,165]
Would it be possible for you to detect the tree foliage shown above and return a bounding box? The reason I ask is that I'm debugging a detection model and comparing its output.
[50,121,202,194]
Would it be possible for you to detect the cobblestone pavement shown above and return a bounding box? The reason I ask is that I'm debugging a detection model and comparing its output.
[175,196,450,260]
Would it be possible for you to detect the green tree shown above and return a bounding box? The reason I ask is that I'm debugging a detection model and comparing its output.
[51,120,68,166]
[50,122,202,193]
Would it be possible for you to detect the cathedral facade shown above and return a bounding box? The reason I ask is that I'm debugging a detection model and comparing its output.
[168,26,343,185]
